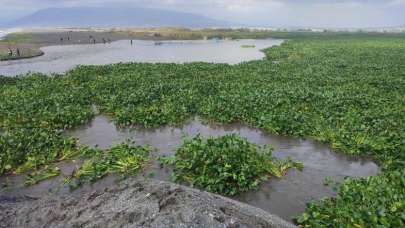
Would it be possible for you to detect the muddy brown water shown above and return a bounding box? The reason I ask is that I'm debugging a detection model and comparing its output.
[0,115,379,221]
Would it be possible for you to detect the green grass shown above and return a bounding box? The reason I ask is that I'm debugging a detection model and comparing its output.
[1,33,34,44]
[72,142,150,186]
[241,44,256,48]
[0,50,44,61]
[0,32,404,226]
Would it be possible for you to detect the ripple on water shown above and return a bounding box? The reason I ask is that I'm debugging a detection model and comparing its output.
[0,39,283,76]
[0,115,379,221]
[65,115,379,220]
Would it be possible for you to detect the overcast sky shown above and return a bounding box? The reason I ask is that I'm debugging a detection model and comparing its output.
[1,0,405,28]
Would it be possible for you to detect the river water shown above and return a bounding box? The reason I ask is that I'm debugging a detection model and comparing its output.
[0,38,379,221]
[0,39,282,76]
[65,115,378,221]
[0,115,379,221]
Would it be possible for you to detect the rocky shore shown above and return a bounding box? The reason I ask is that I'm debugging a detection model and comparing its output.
[0,178,295,228]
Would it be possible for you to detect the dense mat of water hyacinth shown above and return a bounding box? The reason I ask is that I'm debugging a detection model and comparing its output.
[0,33,404,226]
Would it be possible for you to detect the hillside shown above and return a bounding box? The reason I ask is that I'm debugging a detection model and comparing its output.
[4,7,231,28]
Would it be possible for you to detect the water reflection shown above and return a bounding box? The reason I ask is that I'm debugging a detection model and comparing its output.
[0,39,283,76]
[63,115,379,220]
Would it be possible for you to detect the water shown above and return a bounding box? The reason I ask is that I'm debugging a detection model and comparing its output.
[61,115,378,221]
[0,115,379,220]
[0,39,283,76]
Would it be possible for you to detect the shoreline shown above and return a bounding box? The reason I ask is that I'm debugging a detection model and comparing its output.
[0,27,282,62]
[0,50,44,61]
[2,27,404,62]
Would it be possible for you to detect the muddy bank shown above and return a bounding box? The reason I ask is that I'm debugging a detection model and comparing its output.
[0,29,134,62]
[0,39,282,76]
[0,177,295,228]
[0,29,165,63]
[0,43,43,61]
[0,27,280,64]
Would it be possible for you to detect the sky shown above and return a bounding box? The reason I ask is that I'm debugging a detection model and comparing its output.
[0,0,405,28]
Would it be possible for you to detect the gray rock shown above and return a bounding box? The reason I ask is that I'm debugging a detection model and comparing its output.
[0,178,296,228]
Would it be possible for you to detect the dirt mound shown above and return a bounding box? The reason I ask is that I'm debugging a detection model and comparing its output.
[0,178,295,228]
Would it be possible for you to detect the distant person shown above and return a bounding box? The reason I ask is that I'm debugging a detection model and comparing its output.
[8,48,12,56]
[60,37,64,43]
[16,48,20,57]
[93,39,96,44]
[67,36,70,41]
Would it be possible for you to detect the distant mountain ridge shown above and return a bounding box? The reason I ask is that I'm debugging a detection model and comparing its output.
[4,7,231,28]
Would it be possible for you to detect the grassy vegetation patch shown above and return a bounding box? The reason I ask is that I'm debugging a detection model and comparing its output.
[71,142,150,187]
[1,33,34,44]
[0,128,79,175]
[241,44,256,48]
[297,170,405,227]
[0,50,44,61]
[24,166,60,186]
[160,134,302,195]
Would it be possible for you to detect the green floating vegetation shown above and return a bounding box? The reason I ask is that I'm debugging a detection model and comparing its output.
[24,166,60,186]
[0,33,404,226]
[161,134,302,196]
[0,128,79,175]
[72,142,150,186]
[241,44,256,48]
[297,170,405,227]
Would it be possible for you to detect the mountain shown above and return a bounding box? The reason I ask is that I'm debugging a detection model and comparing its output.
[4,7,231,28]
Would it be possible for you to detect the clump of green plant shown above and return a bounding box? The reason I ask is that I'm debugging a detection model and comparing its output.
[24,166,60,186]
[0,128,78,175]
[297,170,405,227]
[73,142,150,186]
[1,34,404,226]
[162,134,302,196]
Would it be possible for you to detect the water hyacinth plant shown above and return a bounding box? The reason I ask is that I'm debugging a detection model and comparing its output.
[24,166,61,186]
[162,134,302,196]
[0,33,404,226]
[73,142,150,186]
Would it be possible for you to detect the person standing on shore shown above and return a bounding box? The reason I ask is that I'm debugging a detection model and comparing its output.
[131,39,133,45]
[16,48,20,57]
[8,48,12,56]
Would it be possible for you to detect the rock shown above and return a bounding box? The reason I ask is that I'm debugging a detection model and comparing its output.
[0,178,296,228]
